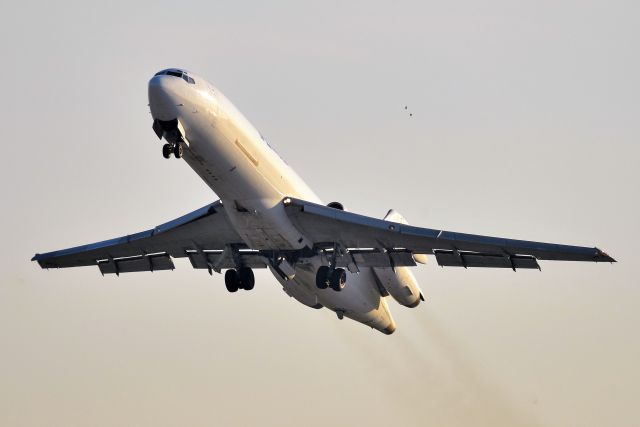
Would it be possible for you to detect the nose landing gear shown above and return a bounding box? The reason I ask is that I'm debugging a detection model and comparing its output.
[162,144,172,159]
[154,119,186,160]
[173,142,183,158]
[162,142,184,159]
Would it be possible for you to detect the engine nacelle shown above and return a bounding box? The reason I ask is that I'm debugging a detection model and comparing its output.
[375,208,425,307]
[384,209,428,265]
[327,201,345,211]
[373,266,422,308]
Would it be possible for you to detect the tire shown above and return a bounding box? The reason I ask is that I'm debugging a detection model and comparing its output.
[174,142,183,158]
[238,267,255,291]
[162,144,172,159]
[224,269,239,293]
[330,268,346,292]
[315,266,330,289]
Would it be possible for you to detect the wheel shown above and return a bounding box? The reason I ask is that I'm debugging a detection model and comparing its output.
[162,144,172,159]
[174,142,183,158]
[224,269,239,293]
[238,267,255,290]
[330,268,346,292]
[315,266,330,289]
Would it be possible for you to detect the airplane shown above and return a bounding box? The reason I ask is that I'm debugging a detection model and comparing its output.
[32,68,615,335]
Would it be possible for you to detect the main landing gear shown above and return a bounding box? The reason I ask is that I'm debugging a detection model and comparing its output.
[224,267,255,293]
[315,266,346,292]
[162,142,184,159]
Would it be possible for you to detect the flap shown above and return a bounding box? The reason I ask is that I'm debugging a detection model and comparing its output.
[98,253,175,274]
[434,250,540,269]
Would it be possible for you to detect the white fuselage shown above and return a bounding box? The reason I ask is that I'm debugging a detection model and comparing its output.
[148,70,396,334]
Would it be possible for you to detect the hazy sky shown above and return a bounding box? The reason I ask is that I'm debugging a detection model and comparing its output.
[1,1,639,426]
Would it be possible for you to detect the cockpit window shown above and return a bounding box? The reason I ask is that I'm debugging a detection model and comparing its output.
[154,69,195,84]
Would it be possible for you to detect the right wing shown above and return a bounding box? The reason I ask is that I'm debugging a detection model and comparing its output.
[282,198,615,270]
[32,201,268,274]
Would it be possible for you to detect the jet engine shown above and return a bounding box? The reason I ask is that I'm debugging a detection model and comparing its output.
[327,201,345,210]
[373,266,422,308]
[383,209,428,265]
[373,208,425,307]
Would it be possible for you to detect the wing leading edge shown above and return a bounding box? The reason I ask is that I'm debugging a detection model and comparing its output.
[282,197,615,269]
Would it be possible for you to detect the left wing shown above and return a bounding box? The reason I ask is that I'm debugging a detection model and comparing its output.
[282,198,615,270]
[32,201,268,274]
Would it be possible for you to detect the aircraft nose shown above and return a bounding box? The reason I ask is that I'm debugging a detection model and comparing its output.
[148,75,181,120]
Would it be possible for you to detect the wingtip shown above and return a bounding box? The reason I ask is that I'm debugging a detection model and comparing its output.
[596,248,616,263]
[32,254,53,269]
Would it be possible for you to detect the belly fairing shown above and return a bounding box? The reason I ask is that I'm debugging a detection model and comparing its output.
[272,257,397,334]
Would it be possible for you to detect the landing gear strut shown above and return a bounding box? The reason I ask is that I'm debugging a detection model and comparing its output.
[224,267,255,293]
[315,243,347,292]
[315,266,346,292]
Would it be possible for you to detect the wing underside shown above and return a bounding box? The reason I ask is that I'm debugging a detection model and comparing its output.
[31,201,267,274]
[282,198,615,270]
